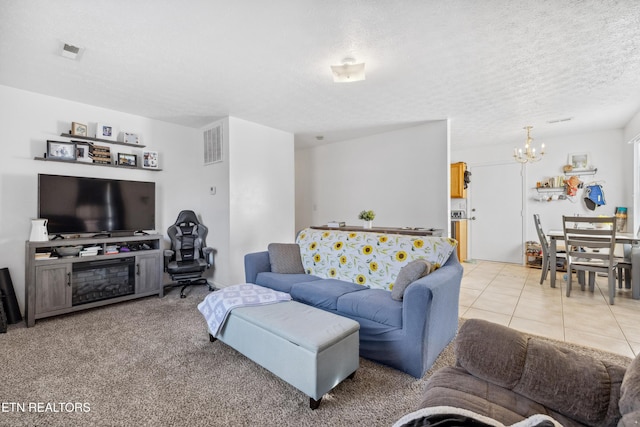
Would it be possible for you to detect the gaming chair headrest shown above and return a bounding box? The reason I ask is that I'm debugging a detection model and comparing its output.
[174,210,200,226]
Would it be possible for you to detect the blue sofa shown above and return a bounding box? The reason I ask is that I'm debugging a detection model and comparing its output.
[244,229,463,378]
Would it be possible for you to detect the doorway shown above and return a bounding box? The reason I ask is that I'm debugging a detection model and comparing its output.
[468,162,523,264]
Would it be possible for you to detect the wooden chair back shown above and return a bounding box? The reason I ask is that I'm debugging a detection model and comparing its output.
[562,216,617,269]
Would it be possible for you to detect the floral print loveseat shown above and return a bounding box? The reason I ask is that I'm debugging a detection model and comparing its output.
[244,227,463,378]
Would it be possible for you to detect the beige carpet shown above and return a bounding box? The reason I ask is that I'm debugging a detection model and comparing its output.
[0,286,632,427]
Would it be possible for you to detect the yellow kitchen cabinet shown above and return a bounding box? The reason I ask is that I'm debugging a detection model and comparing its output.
[455,220,467,262]
[451,162,467,198]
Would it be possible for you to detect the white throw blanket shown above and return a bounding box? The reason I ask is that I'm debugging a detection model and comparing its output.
[197,283,292,336]
[392,406,563,427]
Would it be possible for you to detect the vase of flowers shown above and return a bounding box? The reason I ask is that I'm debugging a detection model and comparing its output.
[358,210,375,229]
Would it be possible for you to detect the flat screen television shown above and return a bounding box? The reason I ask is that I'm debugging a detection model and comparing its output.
[38,174,156,236]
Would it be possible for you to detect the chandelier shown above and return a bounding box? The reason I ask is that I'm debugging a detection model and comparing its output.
[513,126,544,163]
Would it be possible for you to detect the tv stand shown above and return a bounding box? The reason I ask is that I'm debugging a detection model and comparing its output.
[92,233,111,238]
[25,234,164,327]
[51,234,65,240]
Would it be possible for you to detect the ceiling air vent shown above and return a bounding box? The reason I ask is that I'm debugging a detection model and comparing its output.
[203,124,223,165]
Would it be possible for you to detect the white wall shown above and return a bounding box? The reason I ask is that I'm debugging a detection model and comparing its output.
[295,121,449,233]
[623,108,640,234]
[0,85,201,312]
[196,118,231,287]
[228,117,295,284]
[452,128,633,260]
[198,117,295,286]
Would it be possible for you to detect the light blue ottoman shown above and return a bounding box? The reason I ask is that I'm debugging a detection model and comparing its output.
[211,300,360,409]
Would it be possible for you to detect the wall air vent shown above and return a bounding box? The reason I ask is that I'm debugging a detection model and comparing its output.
[203,124,223,165]
[61,43,81,60]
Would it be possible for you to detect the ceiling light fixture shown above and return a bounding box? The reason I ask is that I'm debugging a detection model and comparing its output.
[513,126,544,163]
[331,57,365,83]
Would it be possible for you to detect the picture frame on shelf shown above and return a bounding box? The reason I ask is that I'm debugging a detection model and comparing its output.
[142,151,158,169]
[117,153,137,167]
[123,132,139,144]
[567,152,590,171]
[96,123,116,141]
[71,122,88,137]
[75,142,92,163]
[47,140,77,161]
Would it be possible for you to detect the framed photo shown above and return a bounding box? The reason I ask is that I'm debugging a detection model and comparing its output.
[71,122,88,137]
[567,152,590,171]
[123,132,139,144]
[47,140,77,161]
[142,151,158,169]
[74,142,92,163]
[96,123,116,141]
[117,153,137,167]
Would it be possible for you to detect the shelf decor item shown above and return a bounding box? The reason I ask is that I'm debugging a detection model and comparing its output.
[358,210,376,229]
[74,142,92,163]
[47,140,77,161]
[567,152,590,171]
[117,153,137,167]
[123,132,139,144]
[89,144,111,165]
[142,150,159,169]
[71,122,88,137]
[96,123,116,141]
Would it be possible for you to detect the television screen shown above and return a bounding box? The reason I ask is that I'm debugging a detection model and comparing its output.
[38,174,155,235]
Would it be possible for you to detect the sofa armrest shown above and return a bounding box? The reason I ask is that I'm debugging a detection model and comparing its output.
[456,319,627,426]
[401,251,463,377]
[244,251,271,283]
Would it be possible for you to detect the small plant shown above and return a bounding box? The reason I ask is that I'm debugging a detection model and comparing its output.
[358,210,376,221]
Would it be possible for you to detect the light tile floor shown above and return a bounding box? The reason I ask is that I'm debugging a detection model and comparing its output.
[459,260,640,359]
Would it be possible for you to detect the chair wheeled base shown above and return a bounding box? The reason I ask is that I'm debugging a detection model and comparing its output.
[165,277,214,298]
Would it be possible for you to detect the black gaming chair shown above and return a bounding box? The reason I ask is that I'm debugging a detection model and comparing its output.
[164,210,215,298]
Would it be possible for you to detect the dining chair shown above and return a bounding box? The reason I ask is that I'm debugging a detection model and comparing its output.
[562,215,618,304]
[533,214,566,285]
[616,244,632,290]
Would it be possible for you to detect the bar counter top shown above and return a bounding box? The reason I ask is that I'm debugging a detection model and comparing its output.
[310,225,444,237]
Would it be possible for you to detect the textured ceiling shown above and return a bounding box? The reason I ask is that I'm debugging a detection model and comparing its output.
[1,0,640,150]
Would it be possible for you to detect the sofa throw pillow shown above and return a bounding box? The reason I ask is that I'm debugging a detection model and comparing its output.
[268,243,305,274]
[391,259,432,301]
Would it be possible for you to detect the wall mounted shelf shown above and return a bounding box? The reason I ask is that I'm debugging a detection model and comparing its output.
[34,156,162,171]
[564,168,597,176]
[535,187,565,193]
[60,133,146,148]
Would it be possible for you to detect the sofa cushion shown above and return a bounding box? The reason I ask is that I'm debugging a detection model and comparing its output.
[337,288,402,328]
[290,279,365,311]
[255,272,322,293]
[420,367,576,427]
[267,243,305,274]
[456,319,625,427]
[391,259,432,301]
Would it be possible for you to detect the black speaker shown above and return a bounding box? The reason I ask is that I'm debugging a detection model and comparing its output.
[0,296,7,333]
[0,268,22,324]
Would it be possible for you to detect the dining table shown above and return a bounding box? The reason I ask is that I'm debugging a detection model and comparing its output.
[547,229,640,299]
